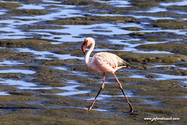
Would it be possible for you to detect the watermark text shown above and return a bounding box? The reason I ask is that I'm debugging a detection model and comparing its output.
[144,117,180,122]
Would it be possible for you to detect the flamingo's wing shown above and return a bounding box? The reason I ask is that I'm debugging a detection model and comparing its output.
[93,52,130,72]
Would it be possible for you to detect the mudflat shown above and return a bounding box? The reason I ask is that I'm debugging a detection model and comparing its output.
[0,0,187,125]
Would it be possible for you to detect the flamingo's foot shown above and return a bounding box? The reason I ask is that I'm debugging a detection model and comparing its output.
[83,107,92,111]
[130,109,134,113]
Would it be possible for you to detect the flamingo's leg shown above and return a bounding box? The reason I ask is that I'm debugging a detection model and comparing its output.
[113,73,134,113]
[86,73,105,111]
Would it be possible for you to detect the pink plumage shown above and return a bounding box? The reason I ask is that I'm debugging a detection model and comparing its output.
[81,37,134,112]
[92,52,130,73]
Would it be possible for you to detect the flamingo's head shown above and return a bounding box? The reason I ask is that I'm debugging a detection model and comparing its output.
[81,37,94,54]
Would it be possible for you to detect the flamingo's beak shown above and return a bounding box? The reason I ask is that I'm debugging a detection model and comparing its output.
[81,41,87,54]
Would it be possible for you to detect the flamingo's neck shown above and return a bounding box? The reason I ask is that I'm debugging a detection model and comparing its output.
[85,41,95,65]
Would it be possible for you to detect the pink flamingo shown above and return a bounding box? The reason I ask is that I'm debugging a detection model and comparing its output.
[81,37,134,112]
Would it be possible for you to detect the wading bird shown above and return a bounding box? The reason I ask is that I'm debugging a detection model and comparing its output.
[81,37,134,112]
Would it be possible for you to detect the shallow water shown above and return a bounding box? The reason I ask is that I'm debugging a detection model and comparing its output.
[56,80,91,96]
[0,79,37,88]
[0,69,35,74]
[0,0,187,124]
[0,60,24,66]
[0,0,186,95]
[160,0,187,6]
[17,48,84,60]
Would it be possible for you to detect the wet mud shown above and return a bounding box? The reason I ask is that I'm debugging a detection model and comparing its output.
[0,0,187,125]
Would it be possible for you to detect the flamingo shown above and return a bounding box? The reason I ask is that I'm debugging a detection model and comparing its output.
[81,37,134,113]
